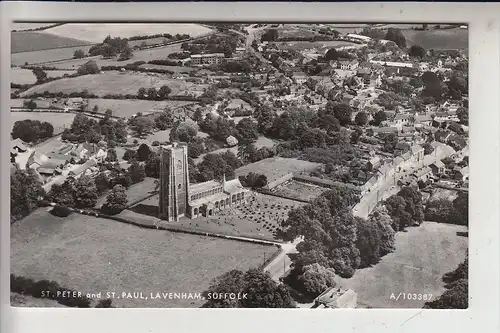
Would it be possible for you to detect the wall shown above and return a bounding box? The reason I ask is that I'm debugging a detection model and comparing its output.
[264,172,294,190]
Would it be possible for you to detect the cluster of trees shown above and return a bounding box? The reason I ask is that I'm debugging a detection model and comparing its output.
[420,70,467,102]
[199,114,260,145]
[128,114,155,138]
[424,192,468,226]
[88,35,134,60]
[408,45,426,58]
[324,48,352,61]
[47,175,99,209]
[424,254,468,309]
[280,188,396,294]
[32,67,47,83]
[384,186,424,231]
[76,60,100,75]
[73,49,86,59]
[101,185,129,215]
[10,166,45,223]
[182,34,239,57]
[237,143,275,164]
[62,113,127,145]
[238,172,268,189]
[192,151,241,183]
[384,28,407,48]
[202,268,296,308]
[137,85,172,101]
[23,90,99,100]
[12,119,54,143]
[261,29,279,42]
[218,60,252,74]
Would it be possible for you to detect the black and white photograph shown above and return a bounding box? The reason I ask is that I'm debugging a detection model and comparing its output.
[8,20,470,310]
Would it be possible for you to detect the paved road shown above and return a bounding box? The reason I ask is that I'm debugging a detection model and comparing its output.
[264,238,302,282]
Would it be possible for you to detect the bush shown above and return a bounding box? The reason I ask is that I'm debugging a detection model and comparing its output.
[50,205,73,217]
[152,140,160,146]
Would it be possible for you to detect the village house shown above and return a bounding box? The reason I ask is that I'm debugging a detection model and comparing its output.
[366,156,381,171]
[453,166,469,182]
[394,142,411,156]
[411,144,425,163]
[411,166,433,182]
[393,113,412,128]
[414,114,432,128]
[292,71,308,85]
[429,160,446,175]
[332,58,359,71]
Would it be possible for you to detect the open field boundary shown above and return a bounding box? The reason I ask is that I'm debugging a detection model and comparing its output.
[256,188,310,204]
[125,191,159,209]
[258,246,284,271]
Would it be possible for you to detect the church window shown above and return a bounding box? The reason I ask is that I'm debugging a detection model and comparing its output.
[178,184,182,190]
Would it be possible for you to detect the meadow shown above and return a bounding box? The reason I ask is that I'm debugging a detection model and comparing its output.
[11,23,58,31]
[11,112,75,135]
[11,31,92,53]
[87,99,194,118]
[334,222,468,308]
[10,208,278,307]
[11,45,95,66]
[20,71,208,97]
[42,23,213,43]
[11,67,77,85]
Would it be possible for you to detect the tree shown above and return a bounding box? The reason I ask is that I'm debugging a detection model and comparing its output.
[94,173,110,195]
[368,207,395,257]
[155,110,174,130]
[123,149,136,161]
[453,192,468,226]
[354,111,369,126]
[73,49,85,59]
[236,118,259,144]
[318,114,341,134]
[145,151,161,178]
[425,257,468,309]
[24,99,38,111]
[240,172,267,189]
[408,45,426,58]
[130,117,154,137]
[296,263,337,297]
[329,103,352,126]
[372,110,387,126]
[106,148,118,162]
[422,142,434,155]
[260,29,279,42]
[237,143,258,163]
[12,119,53,143]
[32,68,47,83]
[136,143,152,162]
[77,60,100,75]
[118,45,133,60]
[384,28,406,48]
[203,268,296,308]
[169,121,199,143]
[102,185,128,214]
[127,160,146,184]
[74,176,98,208]
[157,85,172,100]
[193,109,203,123]
[456,107,468,125]
[10,167,45,222]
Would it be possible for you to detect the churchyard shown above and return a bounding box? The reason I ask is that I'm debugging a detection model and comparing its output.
[11,208,279,308]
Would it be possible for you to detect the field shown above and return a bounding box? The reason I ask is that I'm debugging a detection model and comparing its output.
[95,177,158,209]
[271,40,357,52]
[334,222,468,308]
[11,208,278,308]
[272,180,328,202]
[11,112,75,135]
[235,157,322,184]
[11,23,58,31]
[11,45,95,66]
[11,292,66,308]
[42,23,213,43]
[20,71,208,97]
[87,99,194,119]
[12,31,92,53]
[11,67,77,85]
[129,192,304,241]
[138,63,195,74]
[402,28,468,50]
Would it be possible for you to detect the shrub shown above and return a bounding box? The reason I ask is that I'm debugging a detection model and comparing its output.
[50,205,73,217]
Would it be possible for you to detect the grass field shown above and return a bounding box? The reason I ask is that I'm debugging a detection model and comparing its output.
[402,28,468,50]
[334,222,468,308]
[11,45,95,66]
[11,112,75,135]
[12,23,58,31]
[11,292,67,308]
[130,192,304,240]
[138,63,195,73]
[87,99,194,119]
[20,71,208,98]
[11,67,77,85]
[272,180,328,202]
[27,44,184,69]
[235,157,322,184]
[43,23,213,43]
[11,208,277,307]
[12,31,92,53]
[271,40,357,52]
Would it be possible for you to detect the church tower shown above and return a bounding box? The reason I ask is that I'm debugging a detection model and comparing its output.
[158,143,190,222]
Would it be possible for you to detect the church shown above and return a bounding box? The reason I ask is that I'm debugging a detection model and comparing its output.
[158,143,248,222]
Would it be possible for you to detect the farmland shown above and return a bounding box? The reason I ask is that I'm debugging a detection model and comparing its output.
[12,31,92,53]
[11,67,76,85]
[11,112,75,135]
[10,208,278,307]
[402,28,468,50]
[20,71,208,97]
[334,222,468,308]
[129,192,304,241]
[87,99,194,118]
[42,23,213,43]
[11,45,95,66]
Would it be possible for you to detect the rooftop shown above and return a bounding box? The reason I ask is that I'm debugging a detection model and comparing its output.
[189,180,222,194]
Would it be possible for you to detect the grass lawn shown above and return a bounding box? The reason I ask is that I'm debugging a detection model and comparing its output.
[11,68,77,85]
[334,222,468,308]
[11,208,278,308]
[402,28,468,50]
[11,45,95,66]
[87,99,194,119]
[43,23,213,43]
[272,180,328,202]
[11,31,92,53]
[129,192,304,241]
[11,112,75,135]
[11,292,67,308]
[95,177,157,208]
[235,157,322,184]
[145,129,172,143]
[20,71,208,98]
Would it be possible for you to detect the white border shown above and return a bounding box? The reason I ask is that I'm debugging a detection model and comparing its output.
[1,2,499,333]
